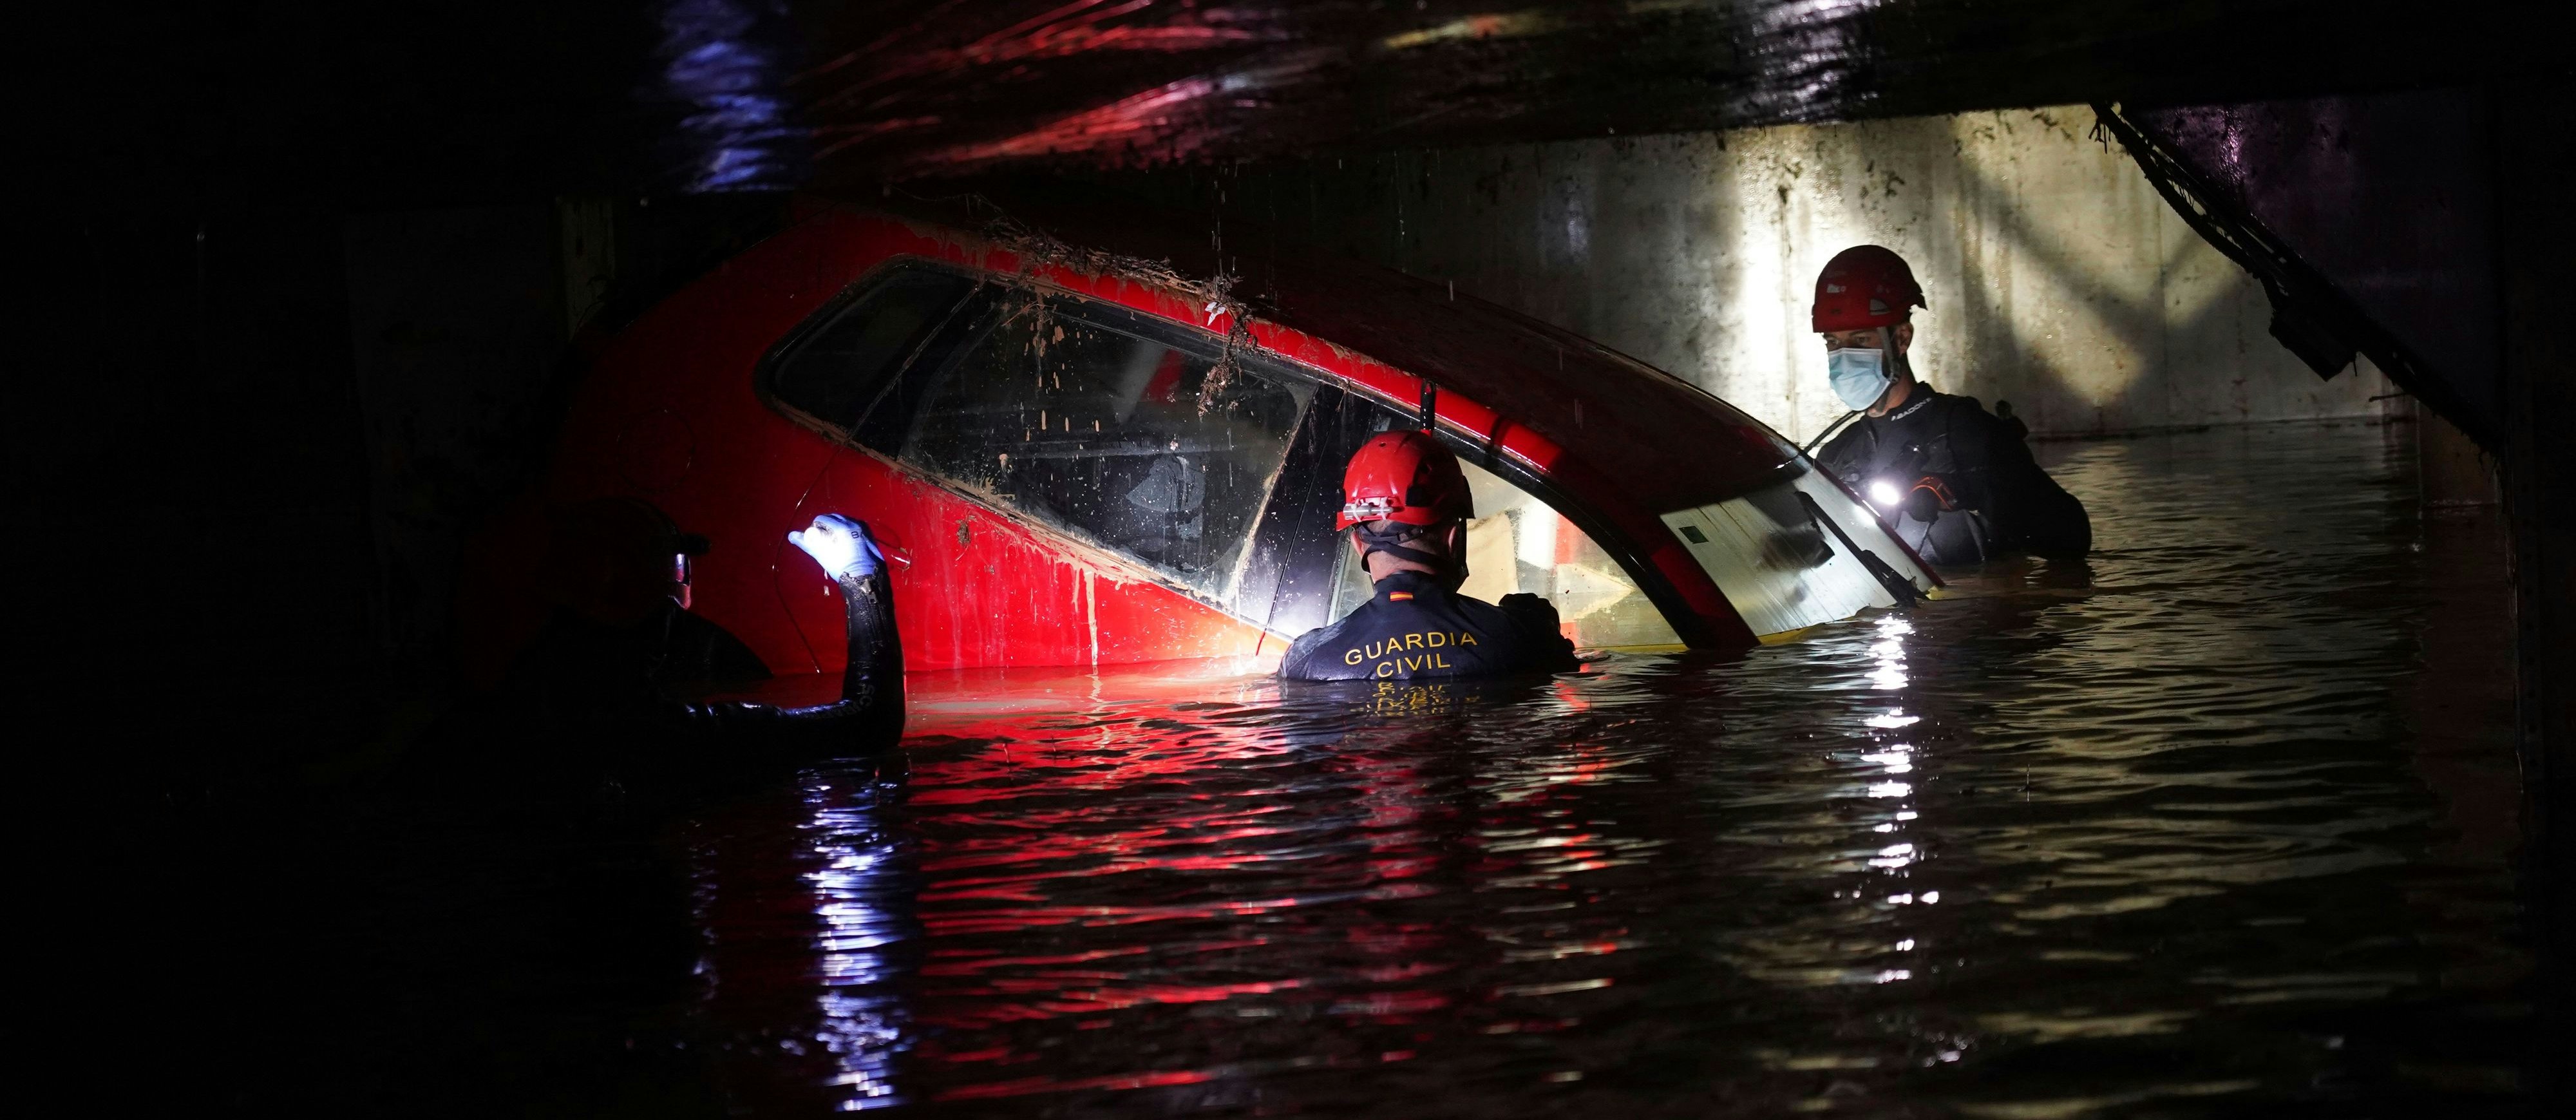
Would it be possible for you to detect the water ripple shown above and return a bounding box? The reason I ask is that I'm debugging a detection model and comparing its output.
[682,423,2530,1115]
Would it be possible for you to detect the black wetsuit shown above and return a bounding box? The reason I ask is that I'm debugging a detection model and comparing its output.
[1817,388,2091,565]
[503,568,904,761]
[1281,571,1578,681]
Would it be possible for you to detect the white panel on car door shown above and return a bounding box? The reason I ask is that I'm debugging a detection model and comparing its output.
[1660,462,1931,640]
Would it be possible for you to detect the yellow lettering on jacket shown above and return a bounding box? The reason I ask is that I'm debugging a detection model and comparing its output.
[1369,643,1470,677]
[1344,649,1363,666]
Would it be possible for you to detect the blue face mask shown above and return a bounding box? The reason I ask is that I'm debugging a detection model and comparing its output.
[1827,347,1891,412]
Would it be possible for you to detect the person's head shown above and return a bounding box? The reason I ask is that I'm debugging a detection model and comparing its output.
[537,497,710,625]
[1338,430,1474,587]
[1812,245,1928,415]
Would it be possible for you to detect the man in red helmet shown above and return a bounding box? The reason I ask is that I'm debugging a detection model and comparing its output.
[1809,245,2092,565]
[1280,430,1579,681]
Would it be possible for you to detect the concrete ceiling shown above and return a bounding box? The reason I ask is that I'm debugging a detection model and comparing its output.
[72,0,2507,203]
[778,0,2498,185]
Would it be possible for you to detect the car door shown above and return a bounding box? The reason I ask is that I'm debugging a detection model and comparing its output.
[761,262,1320,670]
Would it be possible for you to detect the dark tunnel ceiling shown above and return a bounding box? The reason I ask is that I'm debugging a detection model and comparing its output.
[90,0,2511,202]
[790,0,2493,184]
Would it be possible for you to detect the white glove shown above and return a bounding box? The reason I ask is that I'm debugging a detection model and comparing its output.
[788,513,882,580]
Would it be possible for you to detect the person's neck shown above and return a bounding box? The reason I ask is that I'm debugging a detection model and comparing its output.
[1368,559,1445,584]
[1870,376,1916,417]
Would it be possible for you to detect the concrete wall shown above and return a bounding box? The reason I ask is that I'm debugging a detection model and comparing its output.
[1192,106,2394,442]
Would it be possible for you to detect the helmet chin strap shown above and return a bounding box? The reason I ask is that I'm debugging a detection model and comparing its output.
[1882,325,1913,380]
[1354,522,1468,589]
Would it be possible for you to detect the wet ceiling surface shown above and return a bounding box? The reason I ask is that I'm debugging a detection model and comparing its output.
[783,0,2487,184]
[86,0,2503,203]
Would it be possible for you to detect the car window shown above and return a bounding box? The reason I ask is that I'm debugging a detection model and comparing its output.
[895,297,1314,601]
[764,264,1680,647]
[1659,462,1931,638]
[1452,460,1684,649]
[764,263,982,432]
[1323,424,1684,650]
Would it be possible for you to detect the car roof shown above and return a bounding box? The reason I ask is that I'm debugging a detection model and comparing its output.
[851,187,1802,516]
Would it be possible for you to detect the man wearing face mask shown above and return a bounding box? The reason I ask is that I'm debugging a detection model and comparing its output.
[1810,245,2091,565]
[1281,430,1578,681]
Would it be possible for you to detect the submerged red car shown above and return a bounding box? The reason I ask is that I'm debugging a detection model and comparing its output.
[459,195,1933,692]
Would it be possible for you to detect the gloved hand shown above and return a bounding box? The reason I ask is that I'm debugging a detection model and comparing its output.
[788,514,883,580]
[1497,592,1563,627]
[1901,476,1955,523]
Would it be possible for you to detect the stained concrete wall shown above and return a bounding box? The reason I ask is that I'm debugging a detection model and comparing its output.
[1191,106,2394,442]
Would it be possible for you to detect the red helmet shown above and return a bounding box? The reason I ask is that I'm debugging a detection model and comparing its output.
[1337,430,1473,530]
[1812,245,1927,332]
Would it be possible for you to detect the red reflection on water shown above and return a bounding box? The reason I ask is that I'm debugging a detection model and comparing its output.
[934,1065,1218,1102]
[692,660,1664,1105]
[886,679,1480,1094]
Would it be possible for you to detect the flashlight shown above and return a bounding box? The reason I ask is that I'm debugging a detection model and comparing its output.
[1867,479,1902,510]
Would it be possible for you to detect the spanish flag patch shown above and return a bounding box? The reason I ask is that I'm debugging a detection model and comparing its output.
[1388,592,1414,602]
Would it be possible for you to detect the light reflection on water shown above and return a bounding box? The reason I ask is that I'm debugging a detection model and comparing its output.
[685,423,2530,1115]
[803,777,907,1110]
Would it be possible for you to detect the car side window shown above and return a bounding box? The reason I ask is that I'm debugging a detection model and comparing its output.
[1452,459,1683,649]
[761,264,1676,647]
[764,263,983,433]
[893,296,1314,601]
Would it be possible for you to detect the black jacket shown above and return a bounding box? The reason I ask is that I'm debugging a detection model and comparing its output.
[1281,571,1578,681]
[1817,388,2090,562]
[501,569,904,763]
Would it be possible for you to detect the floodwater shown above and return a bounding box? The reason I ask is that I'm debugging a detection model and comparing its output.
[160,421,2532,1116]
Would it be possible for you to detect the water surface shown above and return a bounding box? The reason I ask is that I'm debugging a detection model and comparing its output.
[168,421,2528,1117]
[673,421,2530,1115]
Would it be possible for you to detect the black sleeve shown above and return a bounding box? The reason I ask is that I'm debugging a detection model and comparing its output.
[1278,626,1330,680]
[659,569,904,755]
[1816,423,1875,485]
[1986,426,2091,558]
[1497,593,1580,670]
[699,623,773,683]
[1938,401,2091,557]
[656,611,773,688]
[1936,400,2002,512]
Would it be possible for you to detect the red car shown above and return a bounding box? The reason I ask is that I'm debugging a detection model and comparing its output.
[458,195,1933,696]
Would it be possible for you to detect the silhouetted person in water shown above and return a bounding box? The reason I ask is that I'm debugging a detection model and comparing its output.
[503,498,902,763]
[1281,431,1577,681]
